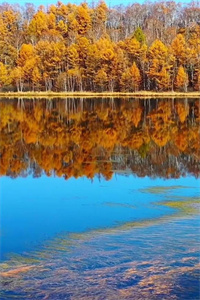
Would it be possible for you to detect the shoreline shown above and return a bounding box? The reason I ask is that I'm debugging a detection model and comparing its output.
[0,91,200,98]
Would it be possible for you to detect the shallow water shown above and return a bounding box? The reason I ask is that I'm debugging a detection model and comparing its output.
[0,97,199,299]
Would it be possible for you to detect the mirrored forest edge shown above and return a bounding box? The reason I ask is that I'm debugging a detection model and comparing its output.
[0,98,199,180]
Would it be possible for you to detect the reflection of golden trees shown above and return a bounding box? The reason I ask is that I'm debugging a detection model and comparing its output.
[0,98,199,179]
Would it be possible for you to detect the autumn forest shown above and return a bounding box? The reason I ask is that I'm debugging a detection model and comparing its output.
[0,1,200,93]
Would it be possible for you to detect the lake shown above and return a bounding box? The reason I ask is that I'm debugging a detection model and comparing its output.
[0,97,199,299]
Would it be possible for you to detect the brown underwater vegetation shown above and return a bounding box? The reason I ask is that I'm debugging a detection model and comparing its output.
[0,206,199,300]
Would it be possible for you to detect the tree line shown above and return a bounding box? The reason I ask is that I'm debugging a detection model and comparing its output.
[0,98,199,179]
[0,1,200,92]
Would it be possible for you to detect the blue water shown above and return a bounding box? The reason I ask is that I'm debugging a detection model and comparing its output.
[0,174,200,299]
[0,174,199,261]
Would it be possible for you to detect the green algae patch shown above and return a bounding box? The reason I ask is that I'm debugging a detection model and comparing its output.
[140,185,192,195]
[151,194,200,216]
[161,197,200,215]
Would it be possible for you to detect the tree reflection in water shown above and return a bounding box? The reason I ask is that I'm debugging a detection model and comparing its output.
[0,97,199,179]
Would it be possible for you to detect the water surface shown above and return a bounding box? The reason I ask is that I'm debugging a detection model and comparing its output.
[0,97,199,299]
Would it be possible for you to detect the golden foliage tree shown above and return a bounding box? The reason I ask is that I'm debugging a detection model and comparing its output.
[175,66,188,92]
